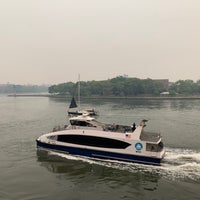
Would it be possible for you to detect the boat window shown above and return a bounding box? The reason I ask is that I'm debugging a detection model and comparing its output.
[146,142,164,152]
[158,142,164,151]
[146,143,158,152]
[70,120,96,127]
[70,120,78,126]
[57,135,131,149]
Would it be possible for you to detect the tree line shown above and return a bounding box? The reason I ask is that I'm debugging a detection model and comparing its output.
[169,79,200,95]
[48,77,200,97]
[0,84,48,93]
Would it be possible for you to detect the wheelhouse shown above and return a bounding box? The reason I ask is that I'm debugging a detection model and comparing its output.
[69,116,103,128]
[146,141,164,152]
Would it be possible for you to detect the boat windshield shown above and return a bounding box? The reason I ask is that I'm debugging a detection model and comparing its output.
[146,142,164,152]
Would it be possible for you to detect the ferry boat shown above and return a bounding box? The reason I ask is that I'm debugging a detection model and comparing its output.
[36,115,165,165]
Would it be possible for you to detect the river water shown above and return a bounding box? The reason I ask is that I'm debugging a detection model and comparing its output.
[0,96,200,200]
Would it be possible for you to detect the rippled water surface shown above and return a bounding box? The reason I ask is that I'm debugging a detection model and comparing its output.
[0,96,200,200]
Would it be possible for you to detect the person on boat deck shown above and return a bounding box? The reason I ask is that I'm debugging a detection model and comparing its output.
[132,123,136,132]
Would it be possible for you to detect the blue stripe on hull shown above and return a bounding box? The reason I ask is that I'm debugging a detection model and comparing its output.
[36,140,161,165]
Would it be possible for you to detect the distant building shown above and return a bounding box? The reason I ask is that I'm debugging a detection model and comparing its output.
[152,79,169,91]
[122,74,129,78]
[160,91,170,96]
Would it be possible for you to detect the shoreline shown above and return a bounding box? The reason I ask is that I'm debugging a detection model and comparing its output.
[7,94,200,100]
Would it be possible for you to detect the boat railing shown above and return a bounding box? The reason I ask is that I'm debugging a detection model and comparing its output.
[70,125,103,131]
[103,124,132,133]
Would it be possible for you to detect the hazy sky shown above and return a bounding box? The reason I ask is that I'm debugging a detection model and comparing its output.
[0,0,200,84]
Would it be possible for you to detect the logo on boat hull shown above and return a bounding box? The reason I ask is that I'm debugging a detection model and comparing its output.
[135,142,143,151]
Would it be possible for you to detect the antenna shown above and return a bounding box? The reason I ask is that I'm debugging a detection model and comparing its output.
[78,74,80,108]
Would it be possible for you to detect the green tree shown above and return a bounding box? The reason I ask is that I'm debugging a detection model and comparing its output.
[48,77,168,96]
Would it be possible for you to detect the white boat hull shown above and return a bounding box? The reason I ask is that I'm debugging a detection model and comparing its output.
[36,129,165,166]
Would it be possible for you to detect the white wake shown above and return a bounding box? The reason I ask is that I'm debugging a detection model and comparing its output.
[46,147,200,181]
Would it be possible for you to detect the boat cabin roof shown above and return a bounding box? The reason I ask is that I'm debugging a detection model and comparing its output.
[69,115,133,133]
[69,115,95,122]
[69,115,104,127]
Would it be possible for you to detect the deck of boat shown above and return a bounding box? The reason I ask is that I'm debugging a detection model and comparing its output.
[140,131,161,142]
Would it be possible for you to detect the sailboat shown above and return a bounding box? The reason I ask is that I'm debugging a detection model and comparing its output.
[68,96,98,116]
[67,76,98,116]
[68,97,97,116]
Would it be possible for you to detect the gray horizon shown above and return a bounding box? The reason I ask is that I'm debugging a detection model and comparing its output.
[0,0,200,85]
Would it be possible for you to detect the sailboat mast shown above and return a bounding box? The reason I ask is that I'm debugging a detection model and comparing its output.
[78,74,80,108]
